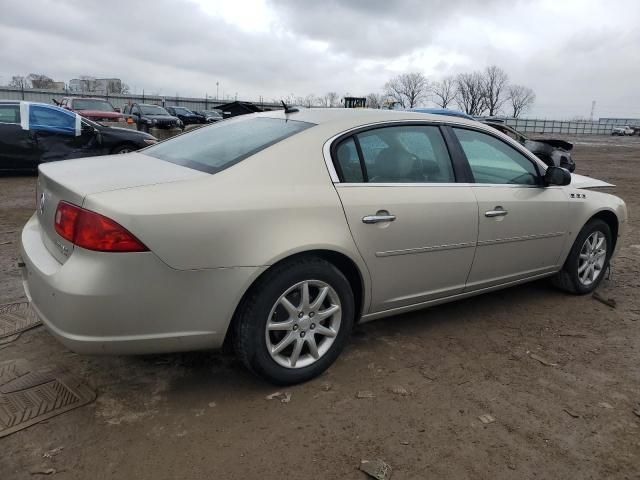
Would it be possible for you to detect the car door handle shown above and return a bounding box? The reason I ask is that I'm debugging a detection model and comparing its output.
[485,207,508,218]
[362,214,396,224]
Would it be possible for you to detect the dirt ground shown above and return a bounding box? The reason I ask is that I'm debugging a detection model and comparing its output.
[1,136,639,480]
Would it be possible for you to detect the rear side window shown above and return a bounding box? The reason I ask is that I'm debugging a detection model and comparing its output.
[145,117,314,174]
[335,137,364,182]
[0,105,20,124]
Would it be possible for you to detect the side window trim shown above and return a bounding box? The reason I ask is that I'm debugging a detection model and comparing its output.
[352,134,369,182]
[448,125,544,186]
[329,121,463,185]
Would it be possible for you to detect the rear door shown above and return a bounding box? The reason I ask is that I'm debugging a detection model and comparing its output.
[332,123,479,313]
[450,127,568,289]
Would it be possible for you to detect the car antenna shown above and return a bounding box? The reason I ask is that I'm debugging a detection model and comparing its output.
[281,100,299,114]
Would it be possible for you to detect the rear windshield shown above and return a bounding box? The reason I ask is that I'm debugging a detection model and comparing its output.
[144,116,314,174]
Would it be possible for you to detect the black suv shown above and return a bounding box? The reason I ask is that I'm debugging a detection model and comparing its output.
[165,106,206,126]
[122,103,182,132]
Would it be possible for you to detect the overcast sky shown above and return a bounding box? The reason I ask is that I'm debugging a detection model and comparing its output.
[1,0,639,118]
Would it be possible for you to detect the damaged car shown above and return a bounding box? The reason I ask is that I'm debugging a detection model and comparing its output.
[482,120,576,172]
[20,109,626,385]
[0,101,157,172]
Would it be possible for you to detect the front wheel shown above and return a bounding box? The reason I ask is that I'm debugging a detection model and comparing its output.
[553,219,612,294]
[233,257,355,385]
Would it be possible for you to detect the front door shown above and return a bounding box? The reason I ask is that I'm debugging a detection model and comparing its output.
[333,124,479,313]
[451,127,568,290]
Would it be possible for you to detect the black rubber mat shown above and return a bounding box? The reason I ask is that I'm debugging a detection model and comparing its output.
[0,359,95,438]
[0,302,42,340]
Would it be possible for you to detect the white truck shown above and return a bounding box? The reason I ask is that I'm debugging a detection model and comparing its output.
[611,125,635,136]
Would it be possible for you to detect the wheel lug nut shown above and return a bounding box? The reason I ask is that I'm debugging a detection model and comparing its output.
[298,312,303,318]
[293,325,298,330]
[300,331,306,338]
[310,323,315,329]
[309,312,315,318]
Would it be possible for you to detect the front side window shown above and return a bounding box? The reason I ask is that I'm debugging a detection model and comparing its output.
[454,128,539,185]
[334,125,455,183]
[145,116,314,174]
[29,105,78,136]
[0,105,20,124]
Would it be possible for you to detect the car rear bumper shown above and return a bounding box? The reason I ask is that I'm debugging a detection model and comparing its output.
[20,213,263,355]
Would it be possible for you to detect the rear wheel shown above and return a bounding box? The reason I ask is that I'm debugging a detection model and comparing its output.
[233,257,354,385]
[553,219,612,294]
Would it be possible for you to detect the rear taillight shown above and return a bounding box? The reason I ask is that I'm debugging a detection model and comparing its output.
[54,201,148,252]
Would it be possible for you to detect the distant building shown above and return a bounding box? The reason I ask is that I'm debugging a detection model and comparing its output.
[68,77,123,94]
[50,81,66,92]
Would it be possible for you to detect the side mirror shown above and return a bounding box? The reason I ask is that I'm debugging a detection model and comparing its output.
[544,166,571,186]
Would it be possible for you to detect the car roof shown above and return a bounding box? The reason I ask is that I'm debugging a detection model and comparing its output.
[257,107,482,128]
[407,108,476,120]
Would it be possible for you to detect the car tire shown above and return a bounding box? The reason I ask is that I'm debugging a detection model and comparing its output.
[552,219,612,294]
[112,144,136,154]
[233,257,355,385]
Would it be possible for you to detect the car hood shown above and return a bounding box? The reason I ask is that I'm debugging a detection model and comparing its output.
[529,138,573,151]
[570,173,614,189]
[145,115,177,120]
[76,109,122,118]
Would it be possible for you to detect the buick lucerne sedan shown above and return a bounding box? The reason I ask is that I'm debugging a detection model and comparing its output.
[20,109,627,384]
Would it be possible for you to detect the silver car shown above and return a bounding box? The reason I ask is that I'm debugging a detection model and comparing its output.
[20,109,627,384]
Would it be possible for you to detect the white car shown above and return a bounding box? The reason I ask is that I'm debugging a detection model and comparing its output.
[611,125,634,136]
[20,108,627,384]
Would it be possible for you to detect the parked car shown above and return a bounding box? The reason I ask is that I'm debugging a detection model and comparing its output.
[195,109,224,123]
[0,101,157,172]
[56,97,124,123]
[611,125,634,136]
[122,103,182,132]
[20,109,626,384]
[482,120,576,172]
[165,106,206,126]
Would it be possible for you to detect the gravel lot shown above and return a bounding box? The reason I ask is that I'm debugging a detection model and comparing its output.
[1,136,639,479]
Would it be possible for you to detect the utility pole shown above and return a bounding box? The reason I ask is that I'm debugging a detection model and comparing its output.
[590,100,596,121]
[216,82,219,100]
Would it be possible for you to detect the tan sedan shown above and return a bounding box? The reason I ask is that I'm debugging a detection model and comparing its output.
[20,109,627,384]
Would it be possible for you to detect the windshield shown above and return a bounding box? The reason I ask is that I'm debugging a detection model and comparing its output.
[145,116,314,174]
[173,107,192,115]
[140,105,169,115]
[73,99,115,112]
[203,110,222,117]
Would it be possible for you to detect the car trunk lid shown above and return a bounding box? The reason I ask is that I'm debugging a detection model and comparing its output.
[37,153,207,263]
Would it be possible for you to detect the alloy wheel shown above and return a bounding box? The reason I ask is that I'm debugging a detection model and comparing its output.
[577,231,607,286]
[265,280,342,369]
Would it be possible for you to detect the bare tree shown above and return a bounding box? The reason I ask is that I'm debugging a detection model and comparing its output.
[9,75,29,89]
[508,85,536,118]
[483,65,509,116]
[121,83,130,94]
[319,92,340,107]
[431,76,457,108]
[384,72,429,108]
[455,72,487,116]
[303,94,316,108]
[27,73,55,89]
[366,92,385,109]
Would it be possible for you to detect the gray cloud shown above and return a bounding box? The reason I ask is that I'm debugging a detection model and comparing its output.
[0,0,639,118]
